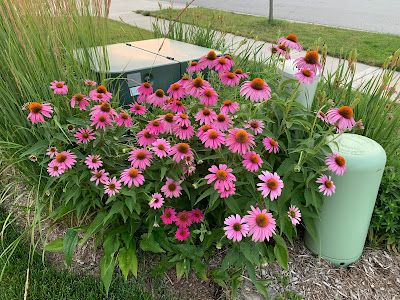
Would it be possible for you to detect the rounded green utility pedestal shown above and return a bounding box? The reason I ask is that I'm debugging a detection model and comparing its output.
[305,133,386,266]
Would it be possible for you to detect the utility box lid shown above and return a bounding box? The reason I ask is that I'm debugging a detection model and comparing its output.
[79,43,179,73]
[127,38,221,63]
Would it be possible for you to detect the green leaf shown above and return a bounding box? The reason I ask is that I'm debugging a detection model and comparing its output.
[118,245,138,280]
[139,233,165,253]
[80,211,107,245]
[240,241,260,265]
[273,243,289,270]
[175,261,185,281]
[103,202,124,225]
[44,238,63,252]
[194,187,214,205]
[160,166,167,181]
[100,254,116,295]
[20,140,48,157]
[63,229,78,266]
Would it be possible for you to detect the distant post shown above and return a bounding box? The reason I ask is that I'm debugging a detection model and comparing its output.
[268,0,273,24]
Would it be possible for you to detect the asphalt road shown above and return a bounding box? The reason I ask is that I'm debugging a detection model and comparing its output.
[153,0,400,35]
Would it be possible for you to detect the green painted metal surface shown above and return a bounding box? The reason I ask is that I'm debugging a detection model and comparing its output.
[305,134,386,266]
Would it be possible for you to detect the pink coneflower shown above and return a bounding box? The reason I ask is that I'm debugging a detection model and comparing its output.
[90,113,113,129]
[164,99,186,114]
[317,110,328,122]
[225,128,255,154]
[129,103,147,115]
[240,78,271,102]
[220,100,240,114]
[212,113,232,131]
[74,127,95,144]
[149,193,164,209]
[120,167,145,188]
[271,44,291,59]
[115,111,132,127]
[234,68,249,79]
[263,137,280,153]
[175,227,190,241]
[128,148,153,170]
[137,129,158,147]
[148,89,168,107]
[198,50,218,69]
[46,147,58,158]
[244,206,276,242]
[50,80,68,94]
[173,113,191,127]
[242,152,263,172]
[27,102,53,124]
[278,33,303,51]
[295,68,316,84]
[104,177,121,196]
[167,82,186,99]
[151,138,171,158]
[224,214,249,242]
[190,208,204,224]
[47,164,65,177]
[51,150,77,170]
[169,143,193,162]
[186,77,211,97]
[70,93,90,110]
[316,174,336,196]
[90,169,109,185]
[187,61,203,73]
[200,128,225,149]
[137,82,153,96]
[85,154,103,170]
[199,88,218,106]
[214,56,234,73]
[177,75,191,87]
[161,207,177,224]
[325,153,346,176]
[257,171,284,201]
[287,205,302,225]
[175,211,193,228]
[146,119,165,135]
[244,119,264,135]
[220,185,236,198]
[90,102,117,119]
[195,108,217,125]
[89,85,112,102]
[196,124,213,138]
[205,164,236,191]
[219,72,240,86]
[84,79,97,86]
[326,106,356,132]
[161,177,182,198]
[159,113,175,133]
[174,124,194,140]
[295,50,321,72]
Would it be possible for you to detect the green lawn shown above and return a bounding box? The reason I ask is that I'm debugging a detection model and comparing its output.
[105,18,154,44]
[0,210,173,300]
[144,7,400,67]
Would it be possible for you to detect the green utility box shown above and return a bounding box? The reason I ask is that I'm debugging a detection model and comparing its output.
[305,134,386,266]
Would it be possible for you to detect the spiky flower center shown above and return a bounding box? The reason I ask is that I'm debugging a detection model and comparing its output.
[98,115,106,122]
[232,223,242,231]
[128,168,139,178]
[191,61,198,66]
[193,77,204,88]
[74,93,84,102]
[95,172,102,178]
[152,120,160,127]
[82,132,89,138]
[175,100,183,107]
[234,68,243,75]
[267,178,278,190]
[218,57,227,65]
[278,44,288,51]
[217,114,226,122]
[226,72,235,79]
[208,129,218,139]
[302,69,312,77]
[250,121,259,129]
[55,153,66,163]
[144,131,153,138]
[335,155,346,167]
[136,152,146,160]
[28,102,42,113]
[269,139,278,146]
[234,129,249,143]
[168,183,177,191]
[338,106,353,119]
[215,169,228,180]
[287,33,298,43]
[164,113,174,123]
[179,113,188,120]
[157,144,165,150]
[223,99,233,106]
[171,83,181,91]
[108,183,116,190]
[178,212,188,221]
[177,143,189,154]
[97,85,107,93]
[204,89,212,97]
[324,180,333,188]
[289,210,296,218]
[202,108,211,116]
[143,82,151,88]
[201,125,212,132]
[249,154,259,163]
[155,89,164,97]
[121,112,129,119]
[305,50,319,65]
[100,102,111,112]
[250,78,265,90]
[255,214,269,227]
[206,50,217,60]
[134,104,142,110]
[52,165,59,171]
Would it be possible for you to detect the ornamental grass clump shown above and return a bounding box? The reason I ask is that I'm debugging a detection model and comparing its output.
[15,41,362,296]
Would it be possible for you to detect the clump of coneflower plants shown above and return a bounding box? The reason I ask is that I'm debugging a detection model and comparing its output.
[21,39,364,296]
